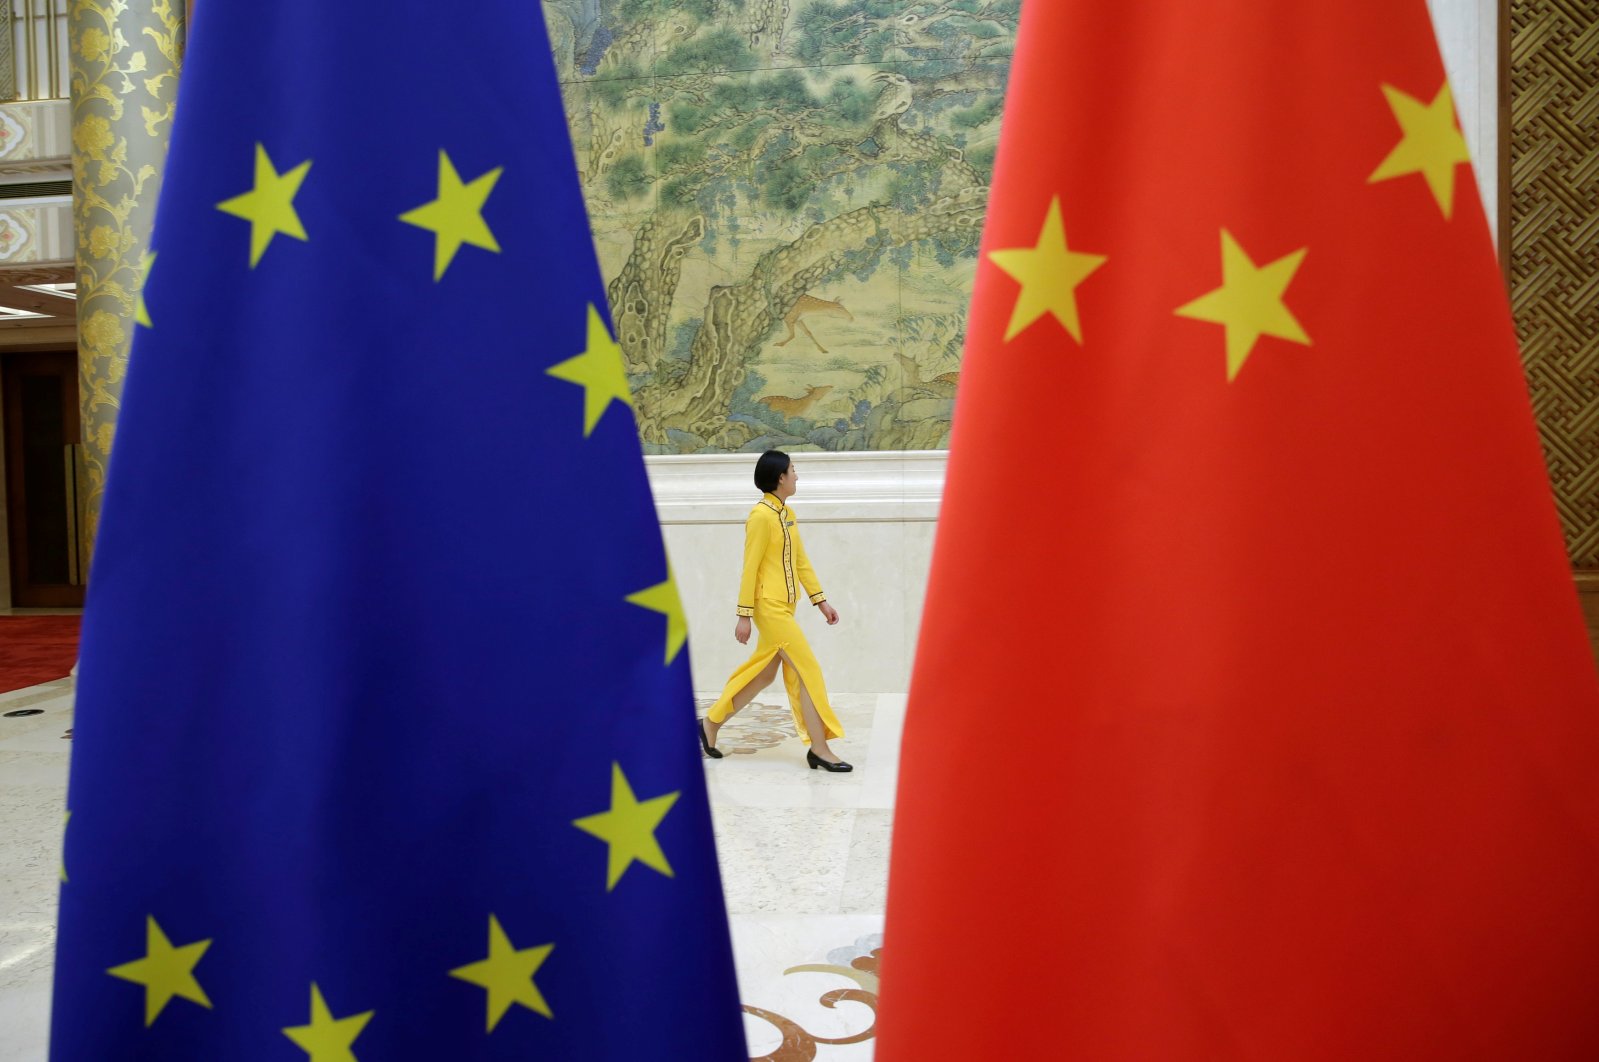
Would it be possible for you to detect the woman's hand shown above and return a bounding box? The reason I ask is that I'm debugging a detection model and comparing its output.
[735,616,752,644]
[818,602,840,625]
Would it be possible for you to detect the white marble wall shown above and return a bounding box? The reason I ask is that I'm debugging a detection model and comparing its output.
[1430,0,1500,236]
[648,453,943,697]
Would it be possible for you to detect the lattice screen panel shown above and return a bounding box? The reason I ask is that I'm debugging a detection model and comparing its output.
[1510,0,1599,566]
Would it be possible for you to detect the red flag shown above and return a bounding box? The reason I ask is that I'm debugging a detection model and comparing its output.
[880,3,1599,1058]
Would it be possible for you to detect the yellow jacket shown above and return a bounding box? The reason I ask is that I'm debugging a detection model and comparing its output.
[736,493,826,617]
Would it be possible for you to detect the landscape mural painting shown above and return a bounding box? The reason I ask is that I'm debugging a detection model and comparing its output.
[543,0,1020,453]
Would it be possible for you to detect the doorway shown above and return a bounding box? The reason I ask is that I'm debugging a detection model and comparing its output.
[2,349,84,608]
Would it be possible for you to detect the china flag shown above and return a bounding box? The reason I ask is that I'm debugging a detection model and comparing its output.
[879,3,1599,1059]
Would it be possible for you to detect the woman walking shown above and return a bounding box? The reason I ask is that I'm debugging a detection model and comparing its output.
[698,450,851,771]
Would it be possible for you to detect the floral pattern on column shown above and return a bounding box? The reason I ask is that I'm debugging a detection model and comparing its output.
[70,0,183,557]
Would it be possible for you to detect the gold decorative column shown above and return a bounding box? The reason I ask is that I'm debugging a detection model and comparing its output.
[70,0,183,558]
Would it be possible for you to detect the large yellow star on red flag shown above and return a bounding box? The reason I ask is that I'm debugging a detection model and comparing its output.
[281,983,373,1062]
[986,196,1107,343]
[449,914,555,1031]
[105,916,213,1026]
[626,566,688,665]
[216,143,311,268]
[399,149,504,280]
[546,304,633,437]
[572,763,680,891]
[1369,81,1471,218]
[1175,230,1310,382]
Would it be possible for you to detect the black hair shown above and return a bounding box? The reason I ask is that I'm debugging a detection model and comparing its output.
[754,450,791,494]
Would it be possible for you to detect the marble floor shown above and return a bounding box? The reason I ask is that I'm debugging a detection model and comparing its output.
[0,679,74,1062]
[705,692,902,1060]
[0,683,902,1060]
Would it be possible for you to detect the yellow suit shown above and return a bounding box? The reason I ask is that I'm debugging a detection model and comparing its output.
[707,493,843,742]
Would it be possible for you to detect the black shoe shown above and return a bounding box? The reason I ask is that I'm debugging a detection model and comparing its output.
[698,718,723,759]
[807,749,852,772]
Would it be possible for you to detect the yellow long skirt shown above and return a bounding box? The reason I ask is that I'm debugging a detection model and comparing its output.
[707,599,843,744]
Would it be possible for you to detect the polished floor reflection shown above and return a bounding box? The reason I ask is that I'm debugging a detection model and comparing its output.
[0,686,901,1060]
[705,693,903,1059]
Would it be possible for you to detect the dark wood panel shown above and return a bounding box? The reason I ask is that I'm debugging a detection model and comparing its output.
[2,349,83,608]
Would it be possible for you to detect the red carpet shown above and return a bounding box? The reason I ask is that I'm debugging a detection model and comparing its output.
[0,615,81,693]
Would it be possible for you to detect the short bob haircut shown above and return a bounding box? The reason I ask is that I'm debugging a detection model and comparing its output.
[754,450,790,494]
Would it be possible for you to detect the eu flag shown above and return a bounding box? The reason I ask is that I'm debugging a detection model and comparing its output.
[50,3,745,1058]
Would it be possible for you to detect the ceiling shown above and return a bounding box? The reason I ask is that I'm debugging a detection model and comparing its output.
[0,262,74,349]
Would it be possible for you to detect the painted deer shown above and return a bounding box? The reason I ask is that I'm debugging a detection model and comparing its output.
[894,350,960,393]
[758,384,834,420]
[775,295,854,354]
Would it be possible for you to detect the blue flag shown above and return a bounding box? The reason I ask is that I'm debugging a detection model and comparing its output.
[50,4,745,1058]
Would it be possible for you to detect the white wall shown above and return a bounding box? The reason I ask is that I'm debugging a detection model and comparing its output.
[1430,0,1500,237]
[650,453,943,697]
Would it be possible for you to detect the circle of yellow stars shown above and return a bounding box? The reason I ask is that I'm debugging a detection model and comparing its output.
[98,757,685,1048]
[97,774,684,1046]
[215,143,312,269]
[212,143,504,282]
[105,916,213,1027]
[135,252,155,328]
[547,303,635,437]
[281,983,373,1062]
[986,79,1470,382]
[90,131,709,1053]
[572,762,682,892]
[449,915,555,1031]
[208,141,684,665]
[399,149,504,282]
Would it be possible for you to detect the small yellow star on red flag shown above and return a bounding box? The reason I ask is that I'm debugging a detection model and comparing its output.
[1175,230,1309,382]
[449,914,555,1031]
[281,983,373,1062]
[987,196,1107,343]
[106,916,213,1026]
[572,763,680,891]
[216,143,311,267]
[626,566,688,665]
[1369,81,1471,218]
[399,149,503,281]
[547,304,634,437]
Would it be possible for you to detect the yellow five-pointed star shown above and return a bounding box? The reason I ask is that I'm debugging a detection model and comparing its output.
[572,763,680,891]
[399,149,503,280]
[987,196,1107,343]
[135,251,155,328]
[1369,82,1471,218]
[449,914,555,1031]
[546,304,634,437]
[625,567,688,665]
[282,983,373,1062]
[106,916,213,1026]
[1175,230,1310,381]
[216,143,311,267]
